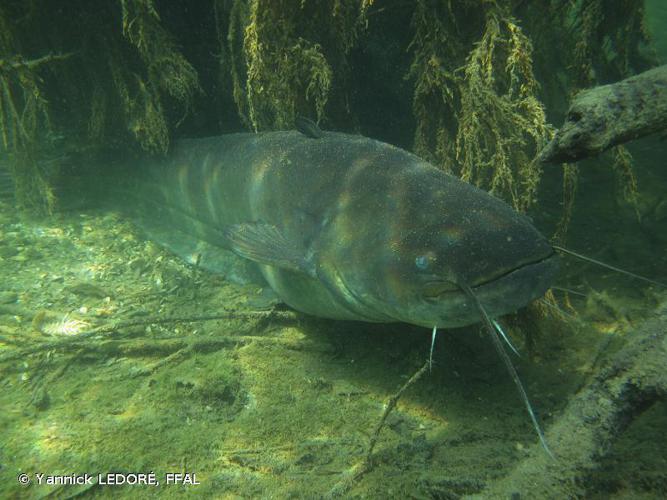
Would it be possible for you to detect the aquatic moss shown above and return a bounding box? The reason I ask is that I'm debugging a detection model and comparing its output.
[524,0,649,234]
[455,8,550,211]
[408,0,462,174]
[6,151,58,213]
[552,1,646,228]
[220,0,251,127]
[553,163,579,245]
[0,7,69,212]
[121,0,201,108]
[333,0,374,52]
[119,0,201,152]
[409,1,550,212]
[110,51,169,155]
[224,0,370,131]
[571,0,651,87]
[231,0,333,130]
[0,0,203,211]
[0,56,52,153]
[0,0,654,214]
[611,145,639,215]
[410,0,650,219]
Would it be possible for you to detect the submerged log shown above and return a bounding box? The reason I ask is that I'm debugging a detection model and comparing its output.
[469,301,667,498]
[539,65,667,163]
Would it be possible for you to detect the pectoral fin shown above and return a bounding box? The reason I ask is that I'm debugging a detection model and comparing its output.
[224,222,316,277]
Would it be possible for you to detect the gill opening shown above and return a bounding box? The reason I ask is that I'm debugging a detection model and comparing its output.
[321,264,394,322]
[553,245,666,288]
[459,280,554,458]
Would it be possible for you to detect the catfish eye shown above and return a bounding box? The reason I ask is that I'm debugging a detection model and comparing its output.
[415,254,434,270]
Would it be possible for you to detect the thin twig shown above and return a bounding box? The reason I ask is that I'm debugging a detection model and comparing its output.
[327,360,430,497]
[365,360,430,464]
[0,309,299,364]
[87,309,298,335]
[0,53,73,72]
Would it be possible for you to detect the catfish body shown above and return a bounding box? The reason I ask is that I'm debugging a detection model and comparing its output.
[126,130,558,328]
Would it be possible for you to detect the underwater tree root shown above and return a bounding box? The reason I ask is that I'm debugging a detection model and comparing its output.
[85,309,299,338]
[0,334,331,370]
[1,334,334,384]
[540,64,667,163]
[0,309,302,366]
[470,302,667,499]
[326,360,430,498]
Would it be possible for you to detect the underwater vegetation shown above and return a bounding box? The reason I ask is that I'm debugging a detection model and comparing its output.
[409,1,550,212]
[0,0,653,216]
[1,1,666,497]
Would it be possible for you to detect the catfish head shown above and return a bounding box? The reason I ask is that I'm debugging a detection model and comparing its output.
[314,155,559,328]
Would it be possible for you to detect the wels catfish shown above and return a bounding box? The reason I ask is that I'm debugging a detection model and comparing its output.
[119,122,559,452]
[127,127,559,328]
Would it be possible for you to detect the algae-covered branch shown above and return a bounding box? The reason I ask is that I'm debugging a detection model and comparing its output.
[540,64,667,163]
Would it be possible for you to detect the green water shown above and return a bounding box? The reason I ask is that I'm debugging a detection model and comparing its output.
[1,2,666,499]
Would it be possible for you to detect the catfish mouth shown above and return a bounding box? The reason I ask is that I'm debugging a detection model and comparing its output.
[423,249,558,300]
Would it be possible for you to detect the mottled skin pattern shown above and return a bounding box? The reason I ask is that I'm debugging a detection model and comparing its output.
[131,131,558,328]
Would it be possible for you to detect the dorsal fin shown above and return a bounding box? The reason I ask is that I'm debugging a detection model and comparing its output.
[295,116,324,139]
